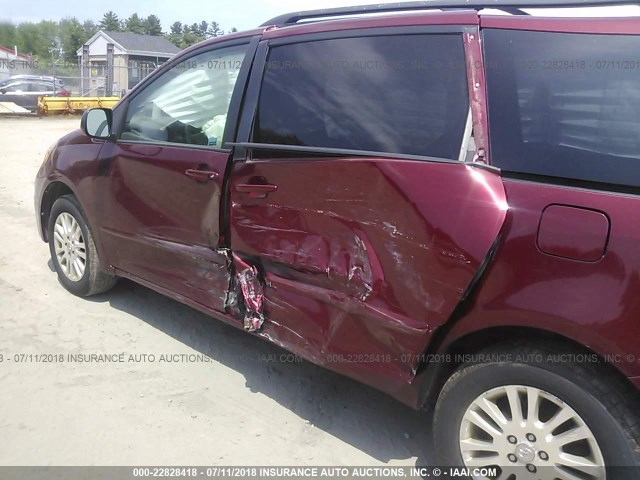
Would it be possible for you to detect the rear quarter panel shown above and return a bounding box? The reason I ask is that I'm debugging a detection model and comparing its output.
[445,178,640,378]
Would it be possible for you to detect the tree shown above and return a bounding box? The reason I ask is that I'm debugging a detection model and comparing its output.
[167,22,184,48]
[124,13,145,34]
[177,24,203,47]
[181,32,202,48]
[144,15,162,36]
[59,17,89,62]
[15,21,57,59]
[207,21,223,38]
[0,16,231,58]
[0,22,17,51]
[161,24,204,49]
[199,21,208,37]
[99,11,121,32]
[82,20,98,38]
[169,21,183,35]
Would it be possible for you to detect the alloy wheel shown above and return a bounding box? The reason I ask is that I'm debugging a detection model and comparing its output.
[459,385,605,480]
[53,212,86,282]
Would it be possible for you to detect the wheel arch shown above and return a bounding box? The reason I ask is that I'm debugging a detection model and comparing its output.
[39,180,75,242]
[417,325,640,410]
[39,180,113,275]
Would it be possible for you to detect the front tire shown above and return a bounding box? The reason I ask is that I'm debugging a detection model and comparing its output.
[434,343,640,479]
[48,195,117,296]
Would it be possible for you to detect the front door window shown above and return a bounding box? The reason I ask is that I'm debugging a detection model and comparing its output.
[121,44,247,148]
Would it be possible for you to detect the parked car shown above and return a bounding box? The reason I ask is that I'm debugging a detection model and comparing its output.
[0,75,65,89]
[0,79,70,112]
[34,0,640,475]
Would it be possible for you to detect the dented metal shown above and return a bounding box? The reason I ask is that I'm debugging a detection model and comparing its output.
[232,253,266,332]
[228,158,507,404]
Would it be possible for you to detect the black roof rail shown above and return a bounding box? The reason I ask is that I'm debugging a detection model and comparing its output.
[260,0,638,26]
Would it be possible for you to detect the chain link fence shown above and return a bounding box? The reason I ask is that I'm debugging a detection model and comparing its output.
[1,59,164,97]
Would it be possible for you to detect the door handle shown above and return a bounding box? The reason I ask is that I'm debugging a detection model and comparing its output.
[236,183,278,198]
[185,169,218,182]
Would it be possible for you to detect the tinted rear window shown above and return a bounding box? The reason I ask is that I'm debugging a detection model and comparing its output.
[255,34,469,160]
[484,29,640,187]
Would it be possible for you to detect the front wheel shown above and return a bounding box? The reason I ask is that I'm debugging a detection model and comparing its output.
[48,195,117,296]
[434,344,640,479]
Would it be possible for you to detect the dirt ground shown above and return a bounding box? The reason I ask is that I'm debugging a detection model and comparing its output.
[0,116,431,466]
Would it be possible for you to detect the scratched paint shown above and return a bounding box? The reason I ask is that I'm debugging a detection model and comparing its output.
[228,158,507,405]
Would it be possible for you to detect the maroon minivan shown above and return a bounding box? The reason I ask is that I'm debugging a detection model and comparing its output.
[35,0,640,475]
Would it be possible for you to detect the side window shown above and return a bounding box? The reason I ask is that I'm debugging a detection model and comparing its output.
[29,83,53,92]
[254,34,469,160]
[484,29,640,187]
[5,82,26,92]
[120,44,248,148]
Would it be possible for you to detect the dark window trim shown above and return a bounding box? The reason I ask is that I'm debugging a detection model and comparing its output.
[113,36,260,150]
[234,27,470,163]
[222,36,261,147]
[115,139,232,154]
[266,25,469,47]
[227,142,500,172]
[503,171,640,197]
[233,41,268,161]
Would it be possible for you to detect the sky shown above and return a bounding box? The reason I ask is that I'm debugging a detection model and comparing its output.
[0,0,398,32]
[1,0,639,33]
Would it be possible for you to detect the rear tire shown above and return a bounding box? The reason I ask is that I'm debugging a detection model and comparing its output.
[48,195,117,297]
[433,343,640,479]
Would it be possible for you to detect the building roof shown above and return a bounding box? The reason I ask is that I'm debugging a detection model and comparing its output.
[0,45,31,60]
[77,30,181,57]
[102,31,181,55]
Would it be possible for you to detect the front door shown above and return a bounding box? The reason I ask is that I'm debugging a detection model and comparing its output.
[98,41,252,312]
[228,26,507,394]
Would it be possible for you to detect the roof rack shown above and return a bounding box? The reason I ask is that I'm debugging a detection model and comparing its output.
[260,0,638,26]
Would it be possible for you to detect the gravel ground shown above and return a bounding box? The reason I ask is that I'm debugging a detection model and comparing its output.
[0,116,431,466]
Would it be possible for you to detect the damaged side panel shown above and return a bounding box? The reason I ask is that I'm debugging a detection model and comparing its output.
[97,142,234,313]
[229,253,266,332]
[227,158,507,405]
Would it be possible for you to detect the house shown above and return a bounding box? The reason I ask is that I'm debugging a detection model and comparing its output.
[0,45,34,81]
[77,30,180,95]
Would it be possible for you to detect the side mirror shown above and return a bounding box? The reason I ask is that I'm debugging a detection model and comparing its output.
[81,108,112,139]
